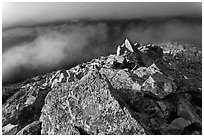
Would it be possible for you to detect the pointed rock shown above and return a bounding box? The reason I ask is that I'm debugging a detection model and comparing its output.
[40,69,146,135]
[124,39,134,52]
[116,45,121,56]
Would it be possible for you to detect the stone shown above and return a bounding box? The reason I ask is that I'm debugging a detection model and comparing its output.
[177,96,201,126]
[116,39,134,56]
[124,39,134,52]
[2,40,201,135]
[2,123,18,135]
[159,117,191,135]
[159,124,182,135]
[100,68,136,90]
[191,131,200,135]
[115,55,125,64]
[40,69,146,135]
[132,63,160,80]
[16,121,41,135]
[157,101,166,111]
[170,118,191,129]
[141,72,176,99]
[116,45,121,56]
[2,73,52,134]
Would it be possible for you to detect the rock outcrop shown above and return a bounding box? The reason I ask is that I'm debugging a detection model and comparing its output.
[2,39,202,135]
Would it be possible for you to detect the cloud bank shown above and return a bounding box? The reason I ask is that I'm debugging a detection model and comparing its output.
[2,2,201,29]
[2,17,201,84]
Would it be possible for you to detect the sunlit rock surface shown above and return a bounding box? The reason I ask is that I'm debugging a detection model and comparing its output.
[2,39,202,135]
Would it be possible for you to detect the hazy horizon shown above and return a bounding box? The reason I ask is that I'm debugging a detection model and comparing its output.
[2,2,202,85]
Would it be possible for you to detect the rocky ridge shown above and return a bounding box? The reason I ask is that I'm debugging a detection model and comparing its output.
[2,39,202,135]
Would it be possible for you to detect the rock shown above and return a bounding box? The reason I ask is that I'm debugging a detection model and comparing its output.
[150,118,157,126]
[2,123,18,135]
[100,68,137,90]
[136,43,163,66]
[116,45,121,56]
[2,82,25,104]
[40,69,146,135]
[2,73,52,133]
[157,101,166,111]
[133,67,151,80]
[159,124,182,135]
[191,131,200,135]
[16,121,41,135]
[140,52,155,67]
[106,54,116,66]
[115,55,125,64]
[133,63,161,79]
[141,72,176,99]
[2,39,201,135]
[159,117,191,135]
[116,39,134,56]
[170,118,191,129]
[177,95,201,126]
[124,39,134,52]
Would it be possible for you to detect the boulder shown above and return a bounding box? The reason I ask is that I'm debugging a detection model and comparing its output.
[124,39,134,52]
[141,72,176,99]
[177,95,201,126]
[116,39,134,56]
[2,123,18,135]
[170,118,191,129]
[2,39,201,135]
[40,69,146,135]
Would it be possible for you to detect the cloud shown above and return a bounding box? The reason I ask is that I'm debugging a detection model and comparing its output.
[2,23,109,84]
[2,18,201,84]
[2,2,201,29]
[123,19,202,46]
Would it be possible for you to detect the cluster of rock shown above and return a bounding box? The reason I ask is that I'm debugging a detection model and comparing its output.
[2,39,202,135]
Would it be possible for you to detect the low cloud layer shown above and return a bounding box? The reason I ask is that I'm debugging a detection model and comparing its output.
[2,2,201,29]
[2,17,202,84]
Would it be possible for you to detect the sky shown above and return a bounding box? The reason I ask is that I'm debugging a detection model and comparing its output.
[2,2,201,29]
[2,2,202,85]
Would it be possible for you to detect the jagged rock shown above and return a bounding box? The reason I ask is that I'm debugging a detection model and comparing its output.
[177,95,201,127]
[106,54,116,66]
[2,74,52,134]
[16,121,41,135]
[138,44,163,61]
[40,69,146,135]
[159,118,191,135]
[133,63,161,80]
[170,118,191,129]
[2,82,25,104]
[2,123,18,135]
[141,72,176,99]
[124,39,134,52]
[157,101,166,111]
[115,55,125,64]
[116,39,134,56]
[100,68,139,90]
[159,124,183,135]
[2,39,202,135]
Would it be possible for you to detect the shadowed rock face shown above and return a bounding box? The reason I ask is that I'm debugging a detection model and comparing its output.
[2,39,202,135]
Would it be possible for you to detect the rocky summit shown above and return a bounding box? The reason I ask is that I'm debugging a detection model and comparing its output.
[2,39,202,135]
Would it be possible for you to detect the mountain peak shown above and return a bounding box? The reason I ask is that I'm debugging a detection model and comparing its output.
[2,40,202,135]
